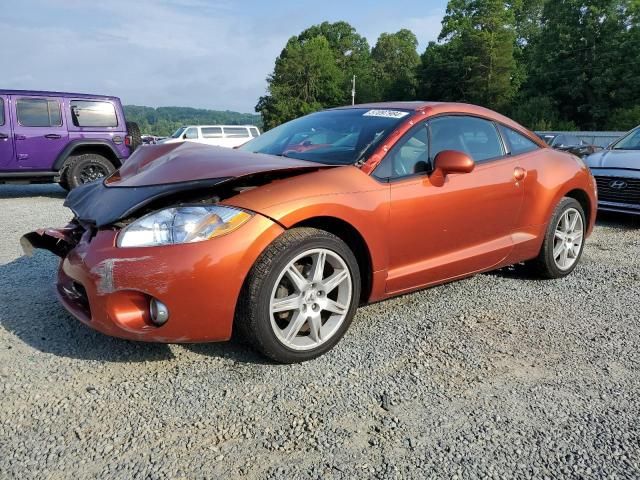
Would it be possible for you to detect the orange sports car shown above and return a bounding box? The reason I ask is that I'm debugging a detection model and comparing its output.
[23,102,597,363]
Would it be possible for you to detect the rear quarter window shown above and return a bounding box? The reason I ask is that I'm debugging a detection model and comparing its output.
[500,126,540,155]
[17,98,62,127]
[70,100,118,127]
[0,98,4,125]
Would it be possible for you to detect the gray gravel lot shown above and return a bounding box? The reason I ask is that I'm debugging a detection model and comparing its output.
[0,184,639,479]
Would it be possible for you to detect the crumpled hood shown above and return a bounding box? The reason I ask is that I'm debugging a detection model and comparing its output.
[64,142,331,227]
[106,142,324,187]
[586,149,640,171]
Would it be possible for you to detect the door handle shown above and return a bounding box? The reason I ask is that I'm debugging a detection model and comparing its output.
[0,133,8,140]
[513,167,527,182]
[44,134,62,140]
[15,134,26,140]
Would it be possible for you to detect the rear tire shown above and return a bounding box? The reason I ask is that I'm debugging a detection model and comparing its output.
[63,153,116,189]
[236,228,361,363]
[529,197,586,279]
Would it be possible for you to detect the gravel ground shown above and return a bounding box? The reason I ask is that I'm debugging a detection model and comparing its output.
[0,184,639,479]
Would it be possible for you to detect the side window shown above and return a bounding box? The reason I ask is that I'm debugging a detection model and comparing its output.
[184,127,199,139]
[0,98,4,126]
[429,116,504,163]
[500,126,539,155]
[201,127,223,138]
[250,127,260,138]
[373,124,430,180]
[223,127,250,138]
[70,100,117,127]
[17,98,62,127]
[394,125,430,177]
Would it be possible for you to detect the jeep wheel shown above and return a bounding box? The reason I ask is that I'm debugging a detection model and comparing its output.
[64,153,116,189]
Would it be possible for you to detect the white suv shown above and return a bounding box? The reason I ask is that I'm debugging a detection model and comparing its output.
[160,125,260,148]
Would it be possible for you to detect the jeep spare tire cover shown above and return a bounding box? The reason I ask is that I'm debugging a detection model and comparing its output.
[126,121,142,151]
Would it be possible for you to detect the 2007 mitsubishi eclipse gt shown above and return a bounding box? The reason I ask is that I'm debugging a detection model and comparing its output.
[23,102,597,363]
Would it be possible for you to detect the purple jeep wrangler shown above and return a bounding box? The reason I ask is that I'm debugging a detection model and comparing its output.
[0,90,141,190]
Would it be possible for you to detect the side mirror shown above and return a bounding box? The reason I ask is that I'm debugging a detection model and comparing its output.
[434,150,475,175]
[430,150,474,187]
[182,133,188,140]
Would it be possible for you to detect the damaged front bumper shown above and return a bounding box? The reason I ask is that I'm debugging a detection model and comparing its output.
[22,216,285,343]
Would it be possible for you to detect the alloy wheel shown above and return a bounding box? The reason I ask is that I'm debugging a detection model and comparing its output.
[79,164,109,184]
[553,207,584,270]
[269,248,353,351]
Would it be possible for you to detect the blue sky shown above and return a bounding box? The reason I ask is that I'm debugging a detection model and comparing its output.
[2,0,447,113]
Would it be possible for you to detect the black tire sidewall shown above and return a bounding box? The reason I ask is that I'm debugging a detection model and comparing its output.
[244,230,361,363]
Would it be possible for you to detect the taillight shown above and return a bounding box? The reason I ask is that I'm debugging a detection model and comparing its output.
[125,135,132,146]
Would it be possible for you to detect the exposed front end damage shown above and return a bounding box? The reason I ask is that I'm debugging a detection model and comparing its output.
[20,143,329,342]
[21,224,84,258]
[25,212,285,343]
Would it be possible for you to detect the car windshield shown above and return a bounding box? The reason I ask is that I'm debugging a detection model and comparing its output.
[612,127,640,150]
[170,127,187,139]
[238,108,411,165]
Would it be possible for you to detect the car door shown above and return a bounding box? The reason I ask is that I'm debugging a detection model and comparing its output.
[11,95,69,170]
[383,115,525,294]
[0,94,15,168]
[183,127,199,143]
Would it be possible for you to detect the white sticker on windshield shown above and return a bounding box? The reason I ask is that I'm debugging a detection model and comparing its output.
[363,109,409,119]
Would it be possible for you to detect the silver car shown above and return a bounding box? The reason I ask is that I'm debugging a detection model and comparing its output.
[586,126,640,215]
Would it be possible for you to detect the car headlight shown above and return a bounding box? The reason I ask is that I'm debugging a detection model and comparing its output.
[117,205,253,248]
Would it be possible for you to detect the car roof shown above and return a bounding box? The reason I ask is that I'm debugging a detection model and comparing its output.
[332,101,443,111]
[0,89,120,101]
[332,101,546,147]
[334,101,511,118]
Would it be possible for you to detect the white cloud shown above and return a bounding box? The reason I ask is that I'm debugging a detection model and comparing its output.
[1,0,446,112]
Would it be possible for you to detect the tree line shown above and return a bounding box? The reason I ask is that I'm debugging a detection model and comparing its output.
[124,105,261,136]
[257,0,640,132]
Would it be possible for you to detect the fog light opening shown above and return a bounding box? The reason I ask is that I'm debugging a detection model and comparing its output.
[149,298,170,326]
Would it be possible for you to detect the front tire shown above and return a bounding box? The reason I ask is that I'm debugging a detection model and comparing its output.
[236,228,361,363]
[529,197,586,279]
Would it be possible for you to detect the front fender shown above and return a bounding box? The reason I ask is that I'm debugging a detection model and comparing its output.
[221,166,390,273]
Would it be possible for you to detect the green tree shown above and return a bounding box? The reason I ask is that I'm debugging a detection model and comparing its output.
[419,0,519,111]
[257,35,343,130]
[298,21,376,102]
[525,0,638,130]
[371,29,421,100]
[257,21,375,129]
